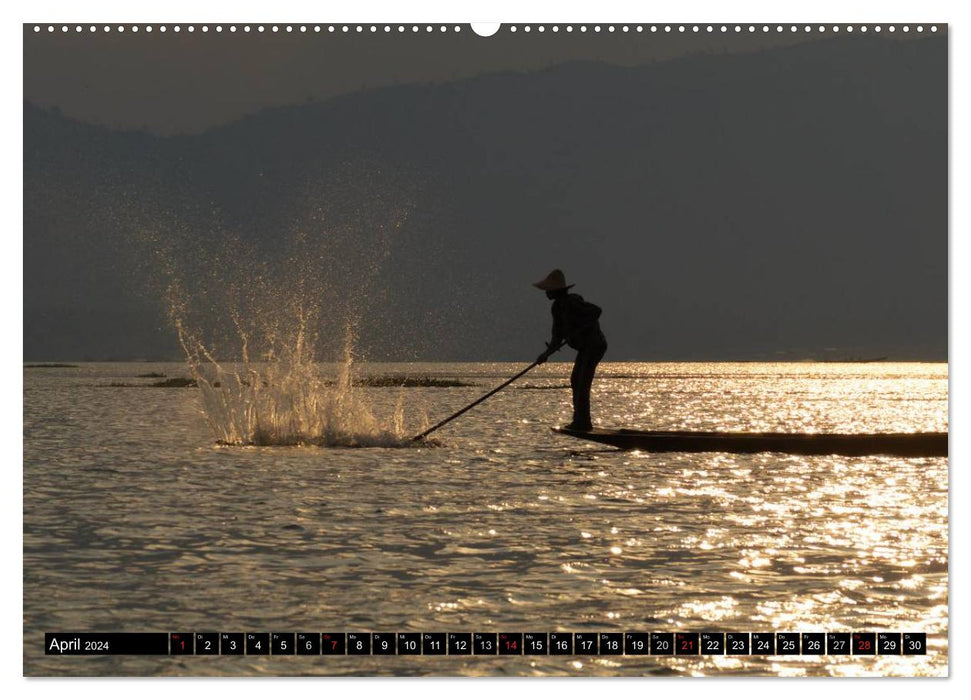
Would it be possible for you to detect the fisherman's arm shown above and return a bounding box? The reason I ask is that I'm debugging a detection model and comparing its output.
[537,306,565,364]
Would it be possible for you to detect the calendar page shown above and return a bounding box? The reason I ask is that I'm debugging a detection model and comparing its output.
[23,17,947,678]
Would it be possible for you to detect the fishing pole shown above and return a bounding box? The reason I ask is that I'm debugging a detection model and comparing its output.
[411,339,567,442]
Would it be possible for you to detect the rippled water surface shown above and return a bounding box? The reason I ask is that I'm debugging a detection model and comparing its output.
[23,362,948,676]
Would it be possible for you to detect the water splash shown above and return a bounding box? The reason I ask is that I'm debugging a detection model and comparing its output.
[180,325,412,448]
[154,196,427,447]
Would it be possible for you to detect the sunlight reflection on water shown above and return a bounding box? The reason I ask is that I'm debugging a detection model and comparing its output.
[23,362,947,676]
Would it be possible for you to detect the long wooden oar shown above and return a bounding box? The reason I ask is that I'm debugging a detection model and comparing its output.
[411,340,566,442]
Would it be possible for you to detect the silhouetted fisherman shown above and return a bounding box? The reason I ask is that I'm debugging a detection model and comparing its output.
[534,269,607,431]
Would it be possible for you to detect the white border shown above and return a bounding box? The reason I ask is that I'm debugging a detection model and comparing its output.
[7,0,965,698]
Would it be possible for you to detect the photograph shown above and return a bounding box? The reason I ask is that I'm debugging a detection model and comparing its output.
[23,19,947,677]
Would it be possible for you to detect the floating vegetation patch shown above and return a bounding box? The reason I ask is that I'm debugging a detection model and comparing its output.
[104,377,202,388]
[153,377,198,387]
[354,375,477,388]
[104,374,473,390]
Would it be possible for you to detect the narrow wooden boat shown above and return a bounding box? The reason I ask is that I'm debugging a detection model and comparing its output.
[552,426,947,457]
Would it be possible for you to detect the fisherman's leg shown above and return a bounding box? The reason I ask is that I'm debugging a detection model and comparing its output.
[572,350,595,429]
[576,342,607,428]
[570,353,584,424]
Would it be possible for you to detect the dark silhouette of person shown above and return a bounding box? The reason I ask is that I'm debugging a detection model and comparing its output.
[534,269,607,431]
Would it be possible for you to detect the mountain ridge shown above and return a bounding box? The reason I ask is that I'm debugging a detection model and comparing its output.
[24,35,947,361]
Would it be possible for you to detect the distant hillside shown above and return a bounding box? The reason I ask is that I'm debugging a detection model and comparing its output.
[24,35,947,361]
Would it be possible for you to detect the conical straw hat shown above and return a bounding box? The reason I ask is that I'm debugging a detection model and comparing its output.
[533,269,574,291]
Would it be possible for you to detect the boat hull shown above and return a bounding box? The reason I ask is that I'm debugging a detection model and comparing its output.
[552,427,947,457]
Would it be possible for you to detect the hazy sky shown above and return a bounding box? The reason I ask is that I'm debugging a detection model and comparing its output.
[23,24,945,361]
[23,23,844,134]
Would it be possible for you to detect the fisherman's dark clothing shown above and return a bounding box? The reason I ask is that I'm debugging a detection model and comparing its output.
[569,342,607,429]
[548,293,607,429]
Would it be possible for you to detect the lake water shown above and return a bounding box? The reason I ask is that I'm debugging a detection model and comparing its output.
[22,362,948,676]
